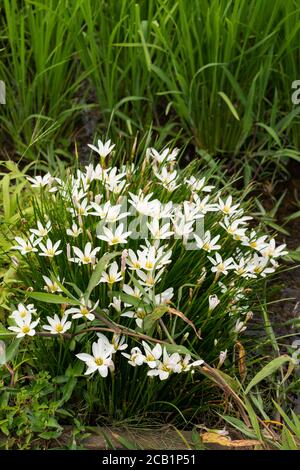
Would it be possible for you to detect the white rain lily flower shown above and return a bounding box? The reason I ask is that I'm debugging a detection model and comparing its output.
[194,231,221,252]
[76,337,115,377]
[217,195,240,215]
[192,194,218,214]
[233,256,256,278]
[69,198,92,217]
[126,249,143,270]
[185,176,214,193]
[242,230,268,251]
[121,308,147,328]
[122,284,143,304]
[27,173,53,188]
[218,350,227,367]
[147,348,182,380]
[65,298,99,322]
[128,191,159,216]
[104,167,127,191]
[249,254,276,277]
[43,275,63,293]
[182,201,204,222]
[208,253,235,275]
[234,320,247,334]
[97,223,132,245]
[71,188,87,203]
[154,287,174,306]
[147,147,179,164]
[208,294,220,312]
[10,303,36,322]
[66,223,83,238]
[111,334,128,353]
[30,221,51,238]
[142,341,162,368]
[179,354,204,372]
[147,218,174,240]
[136,267,164,287]
[109,296,122,312]
[149,201,174,220]
[43,314,71,335]
[219,217,247,240]
[70,242,100,265]
[122,347,145,366]
[172,217,194,240]
[38,239,62,258]
[12,234,41,255]
[154,167,179,192]
[99,261,123,285]
[260,238,288,259]
[8,313,39,338]
[87,138,115,159]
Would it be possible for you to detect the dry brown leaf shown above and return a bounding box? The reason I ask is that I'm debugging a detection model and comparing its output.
[201,432,260,448]
[235,341,247,381]
[168,307,201,339]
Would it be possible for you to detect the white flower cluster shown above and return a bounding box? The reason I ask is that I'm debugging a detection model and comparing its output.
[8,139,288,379]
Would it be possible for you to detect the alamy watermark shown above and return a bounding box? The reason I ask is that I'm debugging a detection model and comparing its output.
[0,80,5,104]
[291,80,300,105]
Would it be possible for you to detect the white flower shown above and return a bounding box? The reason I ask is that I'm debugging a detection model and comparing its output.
[8,313,39,338]
[12,234,41,255]
[66,223,83,238]
[65,298,99,321]
[218,350,227,367]
[154,167,179,191]
[154,288,174,306]
[87,138,115,159]
[43,275,63,293]
[147,147,179,164]
[208,294,220,311]
[260,239,288,259]
[99,261,123,285]
[185,176,214,193]
[43,314,71,334]
[147,218,174,240]
[121,308,147,328]
[233,256,256,278]
[109,296,122,312]
[38,239,62,258]
[234,320,247,334]
[27,173,53,188]
[30,221,52,238]
[147,348,181,380]
[69,198,92,217]
[76,336,115,377]
[128,191,158,216]
[208,253,234,275]
[193,194,218,214]
[136,268,164,287]
[122,347,145,366]
[219,217,247,240]
[10,303,37,322]
[179,354,204,372]
[250,254,276,277]
[194,231,221,252]
[122,284,143,303]
[242,231,268,251]
[142,341,162,368]
[70,242,100,265]
[172,217,194,239]
[217,195,240,215]
[111,334,128,353]
[97,223,132,245]
[182,201,204,222]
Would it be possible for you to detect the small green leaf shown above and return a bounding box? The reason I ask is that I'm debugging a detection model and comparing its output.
[84,252,120,300]
[143,306,168,332]
[29,292,80,305]
[218,91,240,121]
[245,356,294,394]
